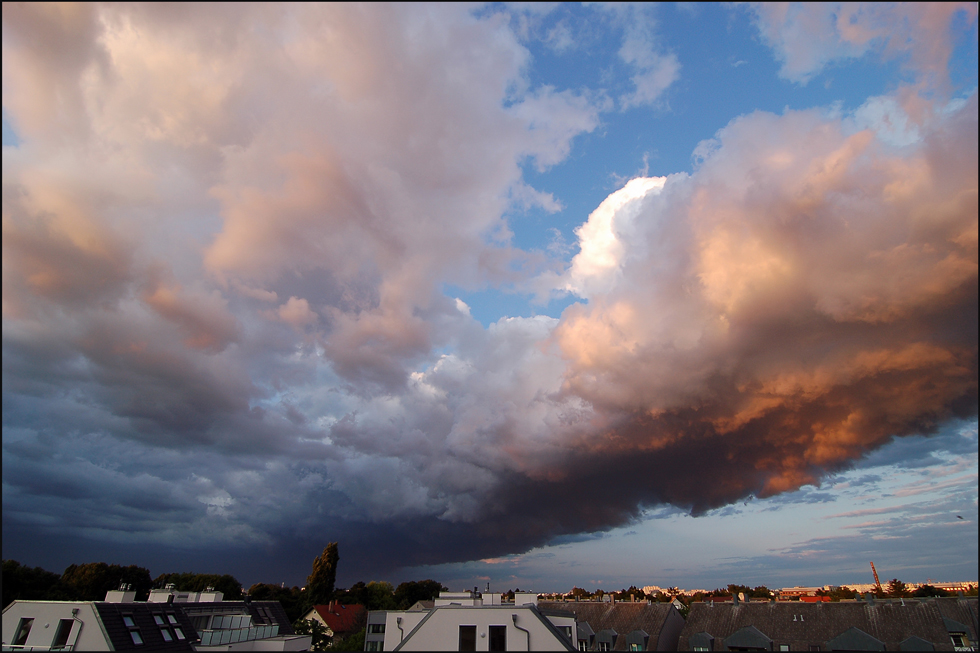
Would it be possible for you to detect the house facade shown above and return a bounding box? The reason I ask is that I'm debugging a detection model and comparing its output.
[2,586,310,652]
[301,602,366,644]
[364,590,577,651]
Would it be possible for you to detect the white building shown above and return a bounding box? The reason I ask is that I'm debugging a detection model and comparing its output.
[364,590,577,651]
[2,585,311,652]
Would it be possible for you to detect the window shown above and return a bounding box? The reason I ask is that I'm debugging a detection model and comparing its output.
[13,618,34,646]
[52,619,74,649]
[951,633,970,649]
[780,646,790,651]
[459,625,477,652]
[558,626,572,641]
[191,615,210,631]
[579,641,589,652]
[629,644,642,652]
[123,614,143,645]
[366,642,382,652]
[167,614,179,625]
[489,625,507,652]
[154,615,166,626]
[368,623,386,634]
[174,627,186,640]
[161,629,174,642]
[599,643,611,652]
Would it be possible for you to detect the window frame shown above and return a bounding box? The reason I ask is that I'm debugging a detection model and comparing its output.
[489,624,507,652]
[13,618,35,646]
[52,618,75,649]
[458,624,477,652]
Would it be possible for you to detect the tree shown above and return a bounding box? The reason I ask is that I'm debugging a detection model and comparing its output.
[328,627,365,651]
[248,583,307,623]
[886,579,908,598]
[307,543,339,607]
[394,580,447,609]
[912,585,949,598]
[153,572,242,599]
[3,560,71,608]
[62,563,153,601]
[292,618,332,651]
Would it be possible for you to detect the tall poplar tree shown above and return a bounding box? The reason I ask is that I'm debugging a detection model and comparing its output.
[306,543,339,606]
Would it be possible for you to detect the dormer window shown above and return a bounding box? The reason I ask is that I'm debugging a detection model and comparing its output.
[122,614,143,645]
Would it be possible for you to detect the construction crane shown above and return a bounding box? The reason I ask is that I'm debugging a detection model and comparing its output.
[870,562,883,594]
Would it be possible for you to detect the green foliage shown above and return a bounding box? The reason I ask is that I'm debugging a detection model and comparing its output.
[152,572,242,599]
[62,562,153,601]
[307,543,340,606]
[292,618,332,651]
[912,584,949,597]
[328,627,365,651]
[249,583,308,623]
[334,581,397,611]
[886,578,908,598]
[3,560,72,608]
[394,579,447,609]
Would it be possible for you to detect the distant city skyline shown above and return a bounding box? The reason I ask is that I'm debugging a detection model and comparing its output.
[3,3,977,592]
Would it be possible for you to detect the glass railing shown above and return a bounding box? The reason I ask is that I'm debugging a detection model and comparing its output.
[197,624,279,646]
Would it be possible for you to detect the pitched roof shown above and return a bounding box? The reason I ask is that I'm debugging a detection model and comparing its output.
[537,601,677,651]
[93,602,197,651]
[678,598,974,651]
[311,603,366,634]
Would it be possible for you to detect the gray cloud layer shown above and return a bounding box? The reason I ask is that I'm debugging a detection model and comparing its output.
[2,4,976,583]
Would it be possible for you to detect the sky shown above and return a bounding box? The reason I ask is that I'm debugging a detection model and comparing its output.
[2,3,977,594]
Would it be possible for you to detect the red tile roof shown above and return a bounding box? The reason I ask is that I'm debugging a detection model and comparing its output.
[312,603,366,635]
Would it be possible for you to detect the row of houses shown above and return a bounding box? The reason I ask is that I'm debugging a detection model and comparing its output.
[5,586,977,651]
[2,585,311,652]
[359,590,978,651]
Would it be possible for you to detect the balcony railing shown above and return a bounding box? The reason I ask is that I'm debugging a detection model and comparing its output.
[197,624,279,646]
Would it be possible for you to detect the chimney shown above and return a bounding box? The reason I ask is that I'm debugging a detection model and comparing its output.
[733,594,739,606]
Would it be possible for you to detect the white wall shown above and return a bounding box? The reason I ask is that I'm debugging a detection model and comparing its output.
[395,606,571,652]
[383,611,428,651]
[2,601,111,651]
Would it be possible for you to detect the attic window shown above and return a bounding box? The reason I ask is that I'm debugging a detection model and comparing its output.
[950,632,969,649]
[123,615,137,628]
[154,615,166,626]
[174,627,186,640]
[167,614,179,625]
[130,629,144,645]
[12,618,34,646]
[161,629,174,642]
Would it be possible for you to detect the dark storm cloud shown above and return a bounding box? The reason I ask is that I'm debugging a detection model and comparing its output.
[2,3,977,585]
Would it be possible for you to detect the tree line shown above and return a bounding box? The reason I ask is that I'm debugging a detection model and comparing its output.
[3,544,447,652]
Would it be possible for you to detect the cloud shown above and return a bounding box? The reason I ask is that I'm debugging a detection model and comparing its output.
[1,3,976,585]
[746,3,978,87]
[609,5,680,109]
